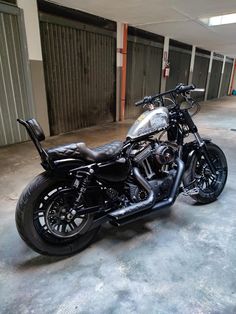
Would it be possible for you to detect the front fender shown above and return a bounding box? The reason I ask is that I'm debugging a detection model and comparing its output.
[182,138,212,170]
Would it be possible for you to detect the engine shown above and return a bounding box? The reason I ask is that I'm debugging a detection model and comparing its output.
[155,143,175,165]
[127,142,177,203]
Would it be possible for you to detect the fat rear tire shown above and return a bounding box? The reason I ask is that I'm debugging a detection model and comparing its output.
[183,143,228,204]
[15,173,100,256]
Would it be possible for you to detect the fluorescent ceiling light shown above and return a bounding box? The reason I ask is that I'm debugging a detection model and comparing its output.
[201,13,236,26]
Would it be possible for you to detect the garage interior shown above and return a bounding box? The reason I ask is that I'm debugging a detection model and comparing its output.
[0,0,236,313]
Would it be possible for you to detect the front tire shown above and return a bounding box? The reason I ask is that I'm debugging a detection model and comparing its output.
[183,143,228,204]
[16,173,100,256]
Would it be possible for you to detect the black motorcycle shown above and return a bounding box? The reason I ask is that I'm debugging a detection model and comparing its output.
[16,83,227,256]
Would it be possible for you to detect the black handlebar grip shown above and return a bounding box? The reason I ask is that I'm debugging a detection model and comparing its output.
[135,96,152,106]
[177,84,196,94]
[186,83,196,91]
[135,99,144,106]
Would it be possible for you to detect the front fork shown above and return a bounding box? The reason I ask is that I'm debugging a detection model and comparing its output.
[182,109,216,175]
[193,132,216,175]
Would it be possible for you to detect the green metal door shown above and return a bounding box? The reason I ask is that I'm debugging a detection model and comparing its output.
[125,29,163,119]
[0,3,33,146]
[166,40,192,91]
[192,49,210,101]
[207,54,223,100]
[40,13,116,135]
[220,58,233,97]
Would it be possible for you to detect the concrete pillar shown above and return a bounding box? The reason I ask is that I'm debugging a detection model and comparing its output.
[160,37,169,93]
[228,59,236,95]
[188,46,196,84]
[204,51,214,101]
[116,22,128,121]
[116,22,123,122]
[17,0,50,136]
[218,55,226,98]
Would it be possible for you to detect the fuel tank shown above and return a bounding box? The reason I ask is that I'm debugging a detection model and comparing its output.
[126,107,169,140]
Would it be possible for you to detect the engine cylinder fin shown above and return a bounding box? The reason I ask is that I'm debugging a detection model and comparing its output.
[133,145,152,164]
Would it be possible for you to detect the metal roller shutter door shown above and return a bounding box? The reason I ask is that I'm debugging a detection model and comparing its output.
[0,4,33,146]
[166,45,191,91]
[125,34,163,119]
[192,52,210,101]
[220,59,233,97]
[207,55,223,100]
[40,13,116,135]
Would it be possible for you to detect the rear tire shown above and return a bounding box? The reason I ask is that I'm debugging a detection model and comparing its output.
[16,173,100,256]
[183,143,228,204]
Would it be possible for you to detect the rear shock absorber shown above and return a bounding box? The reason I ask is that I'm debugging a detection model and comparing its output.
[73,168,94,206]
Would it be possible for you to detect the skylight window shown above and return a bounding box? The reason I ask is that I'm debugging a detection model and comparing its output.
[201,13,236,26]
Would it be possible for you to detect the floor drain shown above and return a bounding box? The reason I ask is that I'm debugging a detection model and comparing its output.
[230,129,236,131]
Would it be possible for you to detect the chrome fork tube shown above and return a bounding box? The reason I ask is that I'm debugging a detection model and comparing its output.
[194,132,204,146]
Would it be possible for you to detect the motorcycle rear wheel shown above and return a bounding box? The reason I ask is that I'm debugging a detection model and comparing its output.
[15,173,100,256]
[183,143,228,204]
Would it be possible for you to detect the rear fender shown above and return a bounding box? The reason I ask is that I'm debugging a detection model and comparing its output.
[46,159,88,177]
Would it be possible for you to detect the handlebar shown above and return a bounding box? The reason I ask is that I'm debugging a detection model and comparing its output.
[135,96,152,106]
[176,83,196,94]
[135,83,196,106]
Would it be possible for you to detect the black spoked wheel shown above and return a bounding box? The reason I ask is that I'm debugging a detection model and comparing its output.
[183,143,228,204]
[16,173,101,256]
[34,185,93,243]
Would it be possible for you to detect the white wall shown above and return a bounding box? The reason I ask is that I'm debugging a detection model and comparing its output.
[17,0,50,136]
[17,0,42,61]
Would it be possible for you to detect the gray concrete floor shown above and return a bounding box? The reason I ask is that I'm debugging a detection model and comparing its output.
[0,96,236,314]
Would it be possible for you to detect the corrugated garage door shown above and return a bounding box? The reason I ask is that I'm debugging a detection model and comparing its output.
[220,57,234,97]
[207,53,223,100]
[125,28,163,119]
[166,40,192,91]
[0,3,33,146]
[192,48,210,101]
[40,13,116,135]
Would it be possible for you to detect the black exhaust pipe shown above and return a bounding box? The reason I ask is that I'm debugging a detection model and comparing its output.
[109,167,156,222]
[109,157,184,226]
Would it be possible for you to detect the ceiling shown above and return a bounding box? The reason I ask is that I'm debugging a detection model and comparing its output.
[49,0,236,57]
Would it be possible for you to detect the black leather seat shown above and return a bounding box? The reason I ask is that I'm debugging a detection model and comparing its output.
[47,141,123,162]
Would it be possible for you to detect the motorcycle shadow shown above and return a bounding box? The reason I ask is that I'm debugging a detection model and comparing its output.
[16,253,70,270]
[98,207,172,242]
[17,208,174,269]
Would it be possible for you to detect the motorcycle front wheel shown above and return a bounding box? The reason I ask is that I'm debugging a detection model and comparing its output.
[183,142,228,204]
[15,173,100,256]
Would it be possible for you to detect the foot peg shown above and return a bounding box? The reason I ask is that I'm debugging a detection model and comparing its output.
[182,186,199,196]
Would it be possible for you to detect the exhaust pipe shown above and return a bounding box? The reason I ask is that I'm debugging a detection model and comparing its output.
[109,157,184,226]
[109,167,156,222]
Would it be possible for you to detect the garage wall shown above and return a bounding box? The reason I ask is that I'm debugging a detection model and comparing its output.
[1,1,235,147]
[166,40,192,91]
[125,28,163,119]
[220,57,234,97]
[192,48,210,101]
[0,3,34,146]
[207,53,224,100]
[39,13,116,135]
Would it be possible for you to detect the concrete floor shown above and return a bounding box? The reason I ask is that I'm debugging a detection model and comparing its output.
[0,96,236,314]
